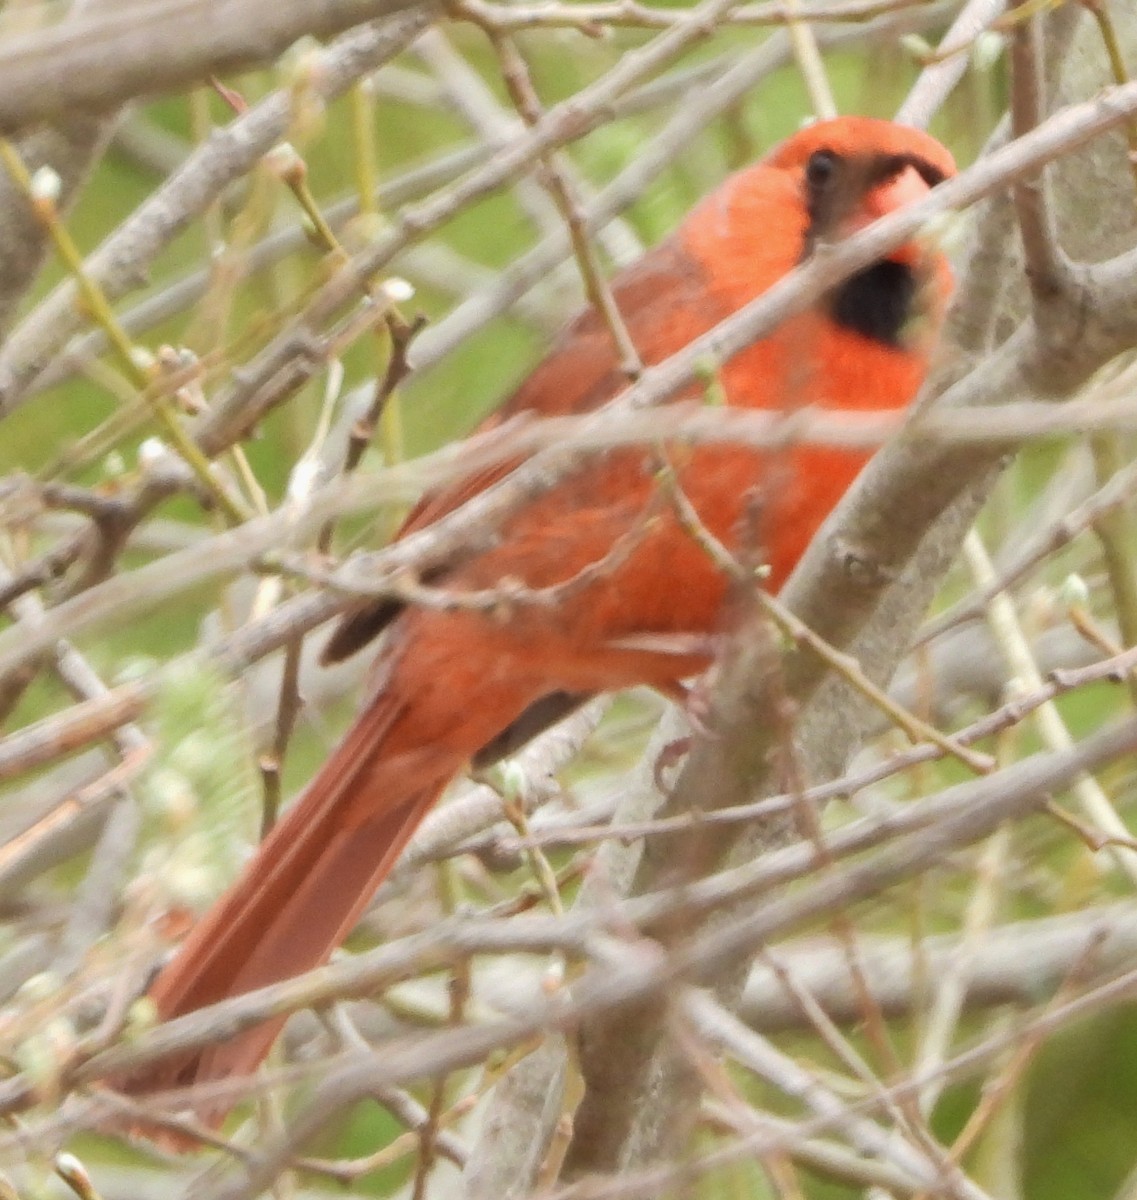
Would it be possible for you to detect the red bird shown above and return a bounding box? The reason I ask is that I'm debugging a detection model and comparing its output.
[124,117,955,1121]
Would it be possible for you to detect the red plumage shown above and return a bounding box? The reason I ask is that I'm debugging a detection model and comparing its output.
[122,116,956,1129]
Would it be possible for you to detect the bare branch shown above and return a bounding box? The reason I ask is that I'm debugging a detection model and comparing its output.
[0,0,436,135]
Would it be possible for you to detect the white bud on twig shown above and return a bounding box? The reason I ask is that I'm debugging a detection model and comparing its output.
[1061,572,1091,611]
[972,31,1004,73]
[265,141,306,184]
[130,345,156,372]
[381,276,415,304]
[137,436,170,470]
[29,165,62,205]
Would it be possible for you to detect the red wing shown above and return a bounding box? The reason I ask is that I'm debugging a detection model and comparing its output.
[323,240,715,663]
[400,239,711,536]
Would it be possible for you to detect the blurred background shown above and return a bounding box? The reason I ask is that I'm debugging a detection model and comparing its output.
[2,0,1137,1197]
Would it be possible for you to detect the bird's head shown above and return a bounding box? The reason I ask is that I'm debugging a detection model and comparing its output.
[773,116,955,254]
[771,116,957,348]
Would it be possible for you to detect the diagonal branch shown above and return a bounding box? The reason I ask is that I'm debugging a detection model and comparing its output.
[0,0,436,135]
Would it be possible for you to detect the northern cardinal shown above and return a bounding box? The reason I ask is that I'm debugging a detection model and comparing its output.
[121,117,955,1123]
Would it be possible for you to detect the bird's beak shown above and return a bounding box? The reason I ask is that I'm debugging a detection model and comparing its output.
[853,163,930,228]
[842,164,934,263]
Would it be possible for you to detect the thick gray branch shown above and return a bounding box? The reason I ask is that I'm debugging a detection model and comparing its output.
[0,0,433,135]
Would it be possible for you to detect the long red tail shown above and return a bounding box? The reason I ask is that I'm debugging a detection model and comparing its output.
[124,680,477,1119]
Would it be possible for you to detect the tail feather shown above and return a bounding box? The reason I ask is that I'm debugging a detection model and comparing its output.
[174,789,441,1122]
[123,691,459,1112]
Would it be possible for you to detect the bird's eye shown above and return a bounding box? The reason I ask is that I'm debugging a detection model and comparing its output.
[805,149,839,191]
